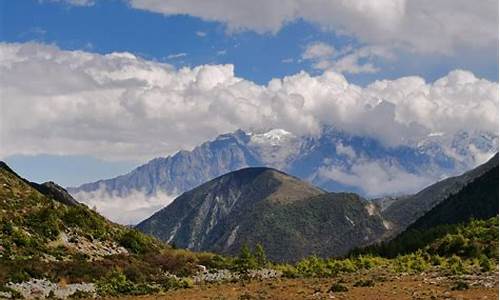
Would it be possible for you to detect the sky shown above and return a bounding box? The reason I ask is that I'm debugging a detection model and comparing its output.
[0,0,498,187]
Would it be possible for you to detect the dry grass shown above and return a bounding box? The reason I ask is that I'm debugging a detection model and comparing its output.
[110,270,499,300]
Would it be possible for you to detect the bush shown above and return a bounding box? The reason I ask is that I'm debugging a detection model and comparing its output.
[254,243,267,268]
[119,229,157,255]
[296,256,327,277]
[328,282,348,293]
[447,255,466,275]
[451,280,469,291]
[62,206,108,240]
[234,244,258,274]
[479,254,493,272]
[26,207,61,240]
[353,279,375,287]
[392,252,430,273]
[96,271,158,296]
[275,264,299,278]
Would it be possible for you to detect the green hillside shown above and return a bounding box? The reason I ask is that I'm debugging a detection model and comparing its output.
[351,162,499,258]
[0,162,223,296]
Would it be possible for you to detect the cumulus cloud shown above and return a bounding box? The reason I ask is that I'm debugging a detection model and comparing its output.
[73,186,176,224]
[0,42,498,162]
[127,0,498,55]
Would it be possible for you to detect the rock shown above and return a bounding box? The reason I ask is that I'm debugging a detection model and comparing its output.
[7,278,95,299]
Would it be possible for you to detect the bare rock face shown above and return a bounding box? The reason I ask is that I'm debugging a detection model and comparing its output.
[37,182,80,206]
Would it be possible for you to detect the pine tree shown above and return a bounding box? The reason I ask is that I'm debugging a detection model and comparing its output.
[254,243,267,268]
[236,243,257,273]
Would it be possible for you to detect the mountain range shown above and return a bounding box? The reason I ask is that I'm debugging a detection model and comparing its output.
[136,153,499,262]
[68,127,498,224]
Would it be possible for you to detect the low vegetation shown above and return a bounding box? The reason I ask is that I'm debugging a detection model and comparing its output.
[0,163,498,298]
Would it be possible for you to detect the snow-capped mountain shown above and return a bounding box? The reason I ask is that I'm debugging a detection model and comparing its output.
[67,126,498,224]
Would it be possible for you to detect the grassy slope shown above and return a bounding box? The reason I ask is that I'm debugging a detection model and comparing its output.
[0,163,227,295]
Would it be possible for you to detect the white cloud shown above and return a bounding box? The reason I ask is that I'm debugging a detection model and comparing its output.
[167,52,187,59]
[318,160,433,196]
[127,0,498,55]
[335,143,356,159]
[195,31,207,37]
[302,44,394,74]
[0,42,498,162]
[302,42,335,60]
[44,0,95,6]
[73,186,176,224]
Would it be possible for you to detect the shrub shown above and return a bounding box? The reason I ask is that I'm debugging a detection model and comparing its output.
[62,206,108,240]
[234,244,258,274]
[96,271,158,296]
[119,229,156,255]
[479,254,493,272]
[353,279,375,287]
[26,207,61,240]
[451,280,469,291]
[296,256,327,277]
[275,264,299,278]
[328,282,348,293]
[447,255,466,275]
[254,243,267,268]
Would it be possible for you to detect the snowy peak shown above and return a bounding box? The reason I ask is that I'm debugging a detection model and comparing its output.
[249,129,295,146]
[68,126,499,225]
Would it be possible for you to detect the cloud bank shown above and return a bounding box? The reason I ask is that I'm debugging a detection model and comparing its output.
[128,0,498,55]
[73,186,176,225]
[0,42,498,162]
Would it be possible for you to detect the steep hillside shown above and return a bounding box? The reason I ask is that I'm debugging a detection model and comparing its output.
[0,162,224,297]
[383,153,499,232]
[137,167,390,262]
[407,164,498,231]
[0,161,132,262]
[353,157,499,258]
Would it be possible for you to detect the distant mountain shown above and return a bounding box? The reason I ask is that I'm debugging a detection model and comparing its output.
[136,153,498,262]
[136,167,391,262]
[68,127,498,224]
[352,154,499,258]
[405,155,498,231]
[383,153,499,233]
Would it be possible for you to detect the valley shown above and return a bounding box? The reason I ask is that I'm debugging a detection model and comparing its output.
[0,153,498,299]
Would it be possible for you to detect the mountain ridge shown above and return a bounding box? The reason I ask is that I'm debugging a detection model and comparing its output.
[136,153,498,262]
[68,127,498,224]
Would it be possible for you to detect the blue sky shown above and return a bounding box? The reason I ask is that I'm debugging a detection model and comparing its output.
[2,0,497,85]
[0,0,498,186]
